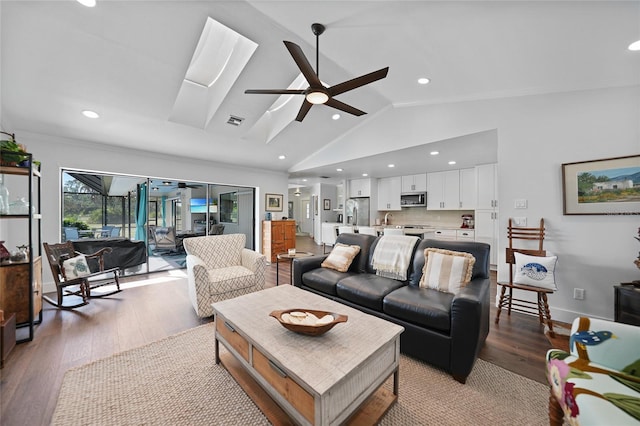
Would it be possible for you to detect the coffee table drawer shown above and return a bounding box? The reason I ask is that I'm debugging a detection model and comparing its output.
[216,315,249,362]
[252,346,315,423]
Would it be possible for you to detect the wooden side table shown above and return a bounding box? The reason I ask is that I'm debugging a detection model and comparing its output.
[276,252,313,285]
[614,283,640,326]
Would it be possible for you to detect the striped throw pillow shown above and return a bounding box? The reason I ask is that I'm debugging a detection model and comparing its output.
[419,248,476,294]
[321,243,361,273]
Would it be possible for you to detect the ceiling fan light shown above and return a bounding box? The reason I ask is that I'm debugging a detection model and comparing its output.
[629,39,640,51]
[306,91,329,104]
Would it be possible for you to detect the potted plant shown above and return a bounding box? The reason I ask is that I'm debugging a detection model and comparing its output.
[0,132,27,166]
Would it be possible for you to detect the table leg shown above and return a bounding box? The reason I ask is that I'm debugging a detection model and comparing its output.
[276,258,280,286]
[393,368,399,396]
[289,259,293,285]
[215,336,220,364]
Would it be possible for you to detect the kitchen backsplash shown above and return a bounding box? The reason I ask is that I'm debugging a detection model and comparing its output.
[375,209,474,228]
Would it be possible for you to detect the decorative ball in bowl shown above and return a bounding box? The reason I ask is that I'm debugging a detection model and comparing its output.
[269,308,348,336]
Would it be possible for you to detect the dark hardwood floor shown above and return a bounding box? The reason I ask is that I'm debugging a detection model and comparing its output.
[0,235,560,426]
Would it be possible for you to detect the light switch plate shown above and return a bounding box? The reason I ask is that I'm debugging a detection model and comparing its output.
[515,199,528,209]
[513,217,527,226]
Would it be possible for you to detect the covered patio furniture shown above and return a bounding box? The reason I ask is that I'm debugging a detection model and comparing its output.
[151,226,177,253]
[43,241,122,309]
[183,234,266,317]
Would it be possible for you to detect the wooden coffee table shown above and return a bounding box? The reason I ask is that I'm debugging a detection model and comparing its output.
[212,285,404,426]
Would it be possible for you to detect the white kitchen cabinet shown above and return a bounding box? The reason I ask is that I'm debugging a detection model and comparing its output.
[401,173,427,193]
[459,168,477,210]
[427,170,460,210]
[377,176,401,211]
[456,229,475,241]
[475,163,498,265]
[475,209,499,265]
[432,229,457,240]
[476,163,498,210]
[349,178,371,198]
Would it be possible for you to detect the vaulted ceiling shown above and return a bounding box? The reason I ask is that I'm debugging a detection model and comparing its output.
[2,1,639,182]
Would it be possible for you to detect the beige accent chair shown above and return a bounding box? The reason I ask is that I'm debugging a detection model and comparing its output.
[183,234,266,317]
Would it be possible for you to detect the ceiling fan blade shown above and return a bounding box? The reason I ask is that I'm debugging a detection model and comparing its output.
[325,98,366,116]
[283,41,322,88]
[328,67,389,97]
[245,89,306,95]
[295,100,313,122]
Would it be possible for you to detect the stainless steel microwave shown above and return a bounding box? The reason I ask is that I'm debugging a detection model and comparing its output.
[400,192,426,207]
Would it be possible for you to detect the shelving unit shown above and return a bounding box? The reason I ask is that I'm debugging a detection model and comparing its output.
[0,150,42,343]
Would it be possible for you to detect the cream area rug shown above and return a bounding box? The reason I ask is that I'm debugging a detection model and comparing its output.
[52,324,548,425]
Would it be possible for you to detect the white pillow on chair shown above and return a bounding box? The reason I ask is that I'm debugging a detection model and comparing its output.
[513,252,557,290]
[62,255,91,280]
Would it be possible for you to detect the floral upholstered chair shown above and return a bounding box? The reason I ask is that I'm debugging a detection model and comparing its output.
[183,234,266,317]
[546,317,640,426]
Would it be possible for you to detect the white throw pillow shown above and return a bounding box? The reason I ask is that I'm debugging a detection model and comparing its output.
[62,254,91,280]
[513,252,557,290]
[419,248,475,294]
[321,243,360,273]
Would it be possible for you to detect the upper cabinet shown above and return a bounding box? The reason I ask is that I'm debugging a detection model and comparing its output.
[377,176,402,211]
[349,178,371,198]
[401,173,427,193]
[427,170,460,210]
[459,168,477,210]
[476,163,498,210]
[427,168,476,210]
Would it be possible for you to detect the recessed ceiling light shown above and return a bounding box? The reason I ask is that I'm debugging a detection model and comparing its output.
[82,110,99,118]
[418,77,430,85]
[332,114,341,120]
[278,155,286,160]
[336,168,343,172]
[430,151,439,156]
[77,0,96,7]
[152,187,159,191]
[302,179,308,182]
[629,39,640,51]
[448,161,456,165]
[362,173,368,177]
[388,164,395,168]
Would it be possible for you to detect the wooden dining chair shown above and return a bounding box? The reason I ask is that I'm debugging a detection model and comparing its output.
[495,218,556,337]
[43,241,121,309]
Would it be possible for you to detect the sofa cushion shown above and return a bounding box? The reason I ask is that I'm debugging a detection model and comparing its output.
[383,285,454,332]
[337,274,406,311]
[410,239,490,287]
[334,233,377,273]
[321,243,361,272]
[207,265,255,293]
[419,248,475,294]
[302,268,356,296]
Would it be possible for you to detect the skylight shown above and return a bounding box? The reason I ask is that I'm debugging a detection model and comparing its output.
[169,17,258,129]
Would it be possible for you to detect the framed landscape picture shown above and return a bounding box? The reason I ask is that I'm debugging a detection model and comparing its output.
[562,155,640,215]
[265,193,283,212]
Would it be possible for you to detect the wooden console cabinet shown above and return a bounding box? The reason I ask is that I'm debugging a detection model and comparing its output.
[614,284,640,326]
[262,220,296,263]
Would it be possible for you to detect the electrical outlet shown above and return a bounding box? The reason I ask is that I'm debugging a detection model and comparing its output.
[514,199,528,209]
[513,217,527,226]
[573,288,585,300]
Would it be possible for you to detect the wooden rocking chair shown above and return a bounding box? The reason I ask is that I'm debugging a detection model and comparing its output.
[43,241,122,309]
[495,218,556,337]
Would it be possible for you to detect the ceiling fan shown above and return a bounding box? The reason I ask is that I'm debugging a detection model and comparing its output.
[171,182,203,189]
[245,23,389,122]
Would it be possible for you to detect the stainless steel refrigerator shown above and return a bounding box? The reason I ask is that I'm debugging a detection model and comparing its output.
[345,197,370,226]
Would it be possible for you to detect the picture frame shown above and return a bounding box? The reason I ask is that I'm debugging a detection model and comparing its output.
[562,155,640,215]
[323,199,331,210]
[265,193,283,212]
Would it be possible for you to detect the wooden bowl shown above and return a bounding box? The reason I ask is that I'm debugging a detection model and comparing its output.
[269,308,348,336]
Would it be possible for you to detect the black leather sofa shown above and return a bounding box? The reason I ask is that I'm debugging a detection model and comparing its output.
[292,233,491,383]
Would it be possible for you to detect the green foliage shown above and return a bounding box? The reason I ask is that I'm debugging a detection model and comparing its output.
[63,218,89,230]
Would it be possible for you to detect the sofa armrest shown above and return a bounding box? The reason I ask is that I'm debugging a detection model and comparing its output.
[449,276,491,381]
[292,255,328,287]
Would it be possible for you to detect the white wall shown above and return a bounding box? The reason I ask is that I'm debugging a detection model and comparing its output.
[8,130,289,290]
[297,85,640,322]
